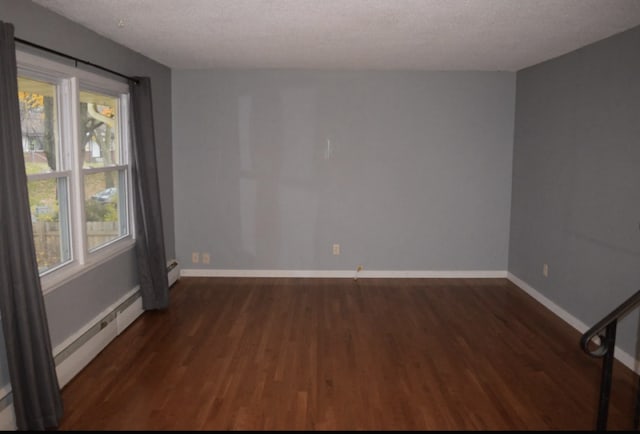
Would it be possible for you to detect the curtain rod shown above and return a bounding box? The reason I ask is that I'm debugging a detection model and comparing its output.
[14,37,139,84]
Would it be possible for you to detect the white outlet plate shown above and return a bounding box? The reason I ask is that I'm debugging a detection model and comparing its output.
[202,253,210,264]
[543,263,549,277]
[332,244,340,255]
[192,252,200,263]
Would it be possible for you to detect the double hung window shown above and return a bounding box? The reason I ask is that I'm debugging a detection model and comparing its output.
[17,51,134,291]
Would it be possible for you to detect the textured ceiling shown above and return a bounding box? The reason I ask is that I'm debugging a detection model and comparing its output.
[32,0,640,71]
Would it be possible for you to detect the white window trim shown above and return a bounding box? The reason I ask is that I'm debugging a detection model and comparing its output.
[17,50,136,295]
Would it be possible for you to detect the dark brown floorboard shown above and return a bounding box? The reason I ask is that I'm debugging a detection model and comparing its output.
[57,277,638,430]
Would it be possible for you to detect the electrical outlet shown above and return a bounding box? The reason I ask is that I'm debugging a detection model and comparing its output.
[202,252,210,265]
[332,244,340,255]
[192,252,200,264]
[543,263,549,277]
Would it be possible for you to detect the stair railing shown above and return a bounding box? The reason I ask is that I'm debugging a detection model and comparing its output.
[580,289,640,431]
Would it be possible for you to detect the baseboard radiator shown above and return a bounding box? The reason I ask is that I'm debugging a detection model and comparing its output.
[53,259,179,390]
[53,288,144,389]
[168,259,180,287]
[0,286,145,430]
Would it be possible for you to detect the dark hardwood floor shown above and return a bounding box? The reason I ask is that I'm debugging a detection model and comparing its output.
[57,277,638,430]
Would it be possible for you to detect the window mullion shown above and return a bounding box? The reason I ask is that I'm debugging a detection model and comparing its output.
[64,77,87,265]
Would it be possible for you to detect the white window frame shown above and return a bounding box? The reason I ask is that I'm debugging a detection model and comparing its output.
[17,51,136,294]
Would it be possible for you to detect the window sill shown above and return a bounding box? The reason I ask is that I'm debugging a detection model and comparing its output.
[40,237,136,295]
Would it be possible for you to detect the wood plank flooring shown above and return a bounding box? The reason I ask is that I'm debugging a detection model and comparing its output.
[57,277,639,430]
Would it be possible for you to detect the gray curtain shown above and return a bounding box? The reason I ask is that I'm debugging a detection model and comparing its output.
[130,77,169,310]
[0,22,63,430]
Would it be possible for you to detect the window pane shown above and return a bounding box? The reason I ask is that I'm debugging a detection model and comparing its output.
[18,77,59,174]
[28,177,71,273]
[80,91,119,168]
[84,170,127,251]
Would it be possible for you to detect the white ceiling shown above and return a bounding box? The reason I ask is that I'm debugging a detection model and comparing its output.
[33,0,640,71]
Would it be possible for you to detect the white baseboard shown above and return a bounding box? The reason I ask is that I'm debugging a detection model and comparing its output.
[0,403,16,431]
[507,273,589,333]
[181,268,508,279]
[507,272,639,374]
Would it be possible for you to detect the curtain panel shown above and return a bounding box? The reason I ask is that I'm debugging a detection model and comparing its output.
[130,77,169,310]
[0,21,63,430]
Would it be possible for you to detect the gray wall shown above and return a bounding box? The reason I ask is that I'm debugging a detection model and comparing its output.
[173,70,515,271]
[0,0,173,390]
[509,26,640,355]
